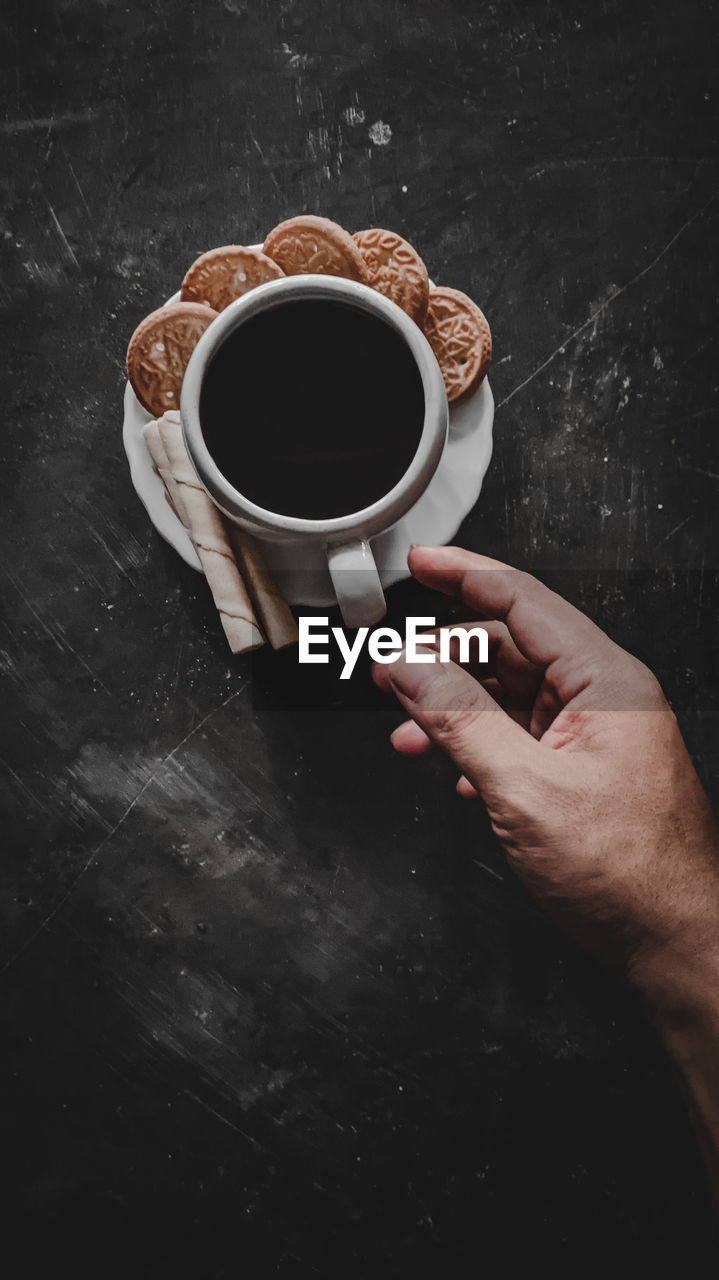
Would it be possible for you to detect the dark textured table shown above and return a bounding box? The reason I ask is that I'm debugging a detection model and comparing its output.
[2,1,718,1274]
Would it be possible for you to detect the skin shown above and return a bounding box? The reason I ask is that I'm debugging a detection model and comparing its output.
[373,546,719,1190]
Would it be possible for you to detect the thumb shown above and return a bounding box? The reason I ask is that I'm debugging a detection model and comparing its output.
[388,648,542,797]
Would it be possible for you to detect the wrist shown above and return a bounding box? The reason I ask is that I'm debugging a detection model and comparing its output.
[626,823,719,1030]
[628,923,719,1037]
[629,927,719,1166]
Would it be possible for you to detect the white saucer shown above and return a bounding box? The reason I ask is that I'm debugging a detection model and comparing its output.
[123,270,494,608]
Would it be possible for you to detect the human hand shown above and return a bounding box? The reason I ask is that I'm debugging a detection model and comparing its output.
[373,547,719,990]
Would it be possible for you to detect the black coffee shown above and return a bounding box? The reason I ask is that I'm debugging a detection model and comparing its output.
[199,299,425,520]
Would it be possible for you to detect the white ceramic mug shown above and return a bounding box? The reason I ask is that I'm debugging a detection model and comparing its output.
[180,274,448,628]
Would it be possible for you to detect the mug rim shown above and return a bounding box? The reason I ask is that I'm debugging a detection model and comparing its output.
[180,274,448,540]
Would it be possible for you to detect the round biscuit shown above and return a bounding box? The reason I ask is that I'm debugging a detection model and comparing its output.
[263,214,368,282]
[423,287,492,405]
[126,302,218,418]
[353,228,429,325]
[180,245,284,311]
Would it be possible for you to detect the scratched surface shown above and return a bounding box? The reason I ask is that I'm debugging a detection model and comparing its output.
[1,0,718,1273]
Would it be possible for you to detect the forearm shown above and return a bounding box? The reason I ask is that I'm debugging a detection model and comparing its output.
[630,937,719,1208]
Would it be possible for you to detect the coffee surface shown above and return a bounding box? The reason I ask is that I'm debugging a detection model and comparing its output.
[199,299,425,520]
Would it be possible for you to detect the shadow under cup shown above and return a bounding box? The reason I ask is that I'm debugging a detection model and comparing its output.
[197,296,427,523]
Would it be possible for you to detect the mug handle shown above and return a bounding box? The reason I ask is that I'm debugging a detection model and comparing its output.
[327,540,386,628]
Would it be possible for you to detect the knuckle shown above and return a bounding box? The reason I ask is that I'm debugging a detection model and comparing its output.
[428,687,496,748]
[500,566,531,604]
[621,653,666,707]
[514,568,536,594]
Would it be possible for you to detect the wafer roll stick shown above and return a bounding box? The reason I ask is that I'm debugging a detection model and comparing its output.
[157,412,265,655]
[224,525,298,650]
[142,420,186,523]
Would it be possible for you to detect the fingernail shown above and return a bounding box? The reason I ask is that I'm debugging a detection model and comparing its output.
[389,648,444,701]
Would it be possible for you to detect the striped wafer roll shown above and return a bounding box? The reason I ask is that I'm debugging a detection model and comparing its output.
[157,412,265,655]
[142,419,185,523]
[224,526,298,651]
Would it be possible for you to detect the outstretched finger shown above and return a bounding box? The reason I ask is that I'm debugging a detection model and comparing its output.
[375,620,544,733]
[372,619,540,694]
[387,646,543,802]
[408,546,614,680]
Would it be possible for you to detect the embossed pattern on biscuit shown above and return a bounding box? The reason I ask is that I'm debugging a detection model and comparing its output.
[353,228,429,325]
[126,302,219,418]
[423,287,492,405]
[181,246,284,312]
[264,214,368,282]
